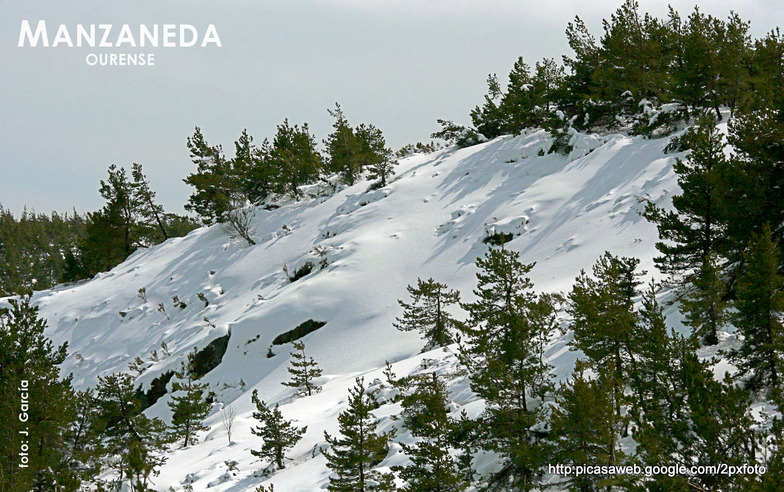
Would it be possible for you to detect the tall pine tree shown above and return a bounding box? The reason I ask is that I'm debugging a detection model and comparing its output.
[394,372,466,492]
[459,247,556,489]
[323,377,395,491]
[167,354,211,448]
[394,277,461,350]
[732,225,784,392]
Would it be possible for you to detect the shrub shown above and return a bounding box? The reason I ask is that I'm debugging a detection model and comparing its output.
[286,261,314,282]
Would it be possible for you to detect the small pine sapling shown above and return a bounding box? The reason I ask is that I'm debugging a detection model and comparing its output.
[250,390,307,470]
[281,340,323,396]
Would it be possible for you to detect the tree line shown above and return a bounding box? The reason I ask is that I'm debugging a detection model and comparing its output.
[435,0,783,147]
[0,164,198,297]
[182,103,397,227]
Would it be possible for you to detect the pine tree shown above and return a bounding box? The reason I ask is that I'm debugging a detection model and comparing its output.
[394,373,466,492]
[268,120,323,197]
[183,127,235,224]
[458,247,556,488]
[470,73,506,139]
[63,388,105,485]
[732,226,784,392]
[645,115,728,278]
[95,373,171,492]
[498,57,537,134]
[167,354,211,448]
[568,252,641,383]
[550,361,628,491]
[131,163,169,241]
[324,104,363,185]
[250,390,306,470]
[323,377,395,491]
[627,287,695,491]
[394,277,460,350]
[281,340,323,396]
[680,252,728,345]
[723,104,784,260]
[366,150,396,189]
[0,296,77,491]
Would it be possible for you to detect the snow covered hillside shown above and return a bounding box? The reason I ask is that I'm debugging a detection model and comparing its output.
[32,128,686,490]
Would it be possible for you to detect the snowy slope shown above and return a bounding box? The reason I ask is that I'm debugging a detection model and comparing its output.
[30,128,687,490]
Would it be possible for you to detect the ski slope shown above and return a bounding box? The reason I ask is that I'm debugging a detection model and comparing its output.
[29,127,692,490]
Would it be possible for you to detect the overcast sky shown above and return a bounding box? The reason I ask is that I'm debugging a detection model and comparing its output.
[1,0,781,215]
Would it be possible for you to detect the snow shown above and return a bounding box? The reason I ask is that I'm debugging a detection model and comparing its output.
[15,128,707,490]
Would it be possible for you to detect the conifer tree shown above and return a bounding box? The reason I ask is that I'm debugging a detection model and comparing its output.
[550,361,628,491]
[568,252,641,383]
[732,226,784,392]
[282,340,323,396]
[268,120,323,198]
[680,253,728,345]
[168,354,212,448]
[627,287,696,490]
[323,377,395,491]
[394,372,466,492]
[0,296,77,491]
[459,247,556,488]
[324,104,362,185]
[63,388,105,485]
[394,277,460,350]
[366,150,396,189]
[95,373,171,492]
[470,73,505,139]
[250,390,306,470]
[645,115,728,278]
[131,163,168,241]
[183,127,235,224]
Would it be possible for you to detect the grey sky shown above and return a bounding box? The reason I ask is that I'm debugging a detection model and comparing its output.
[1,0,781,215]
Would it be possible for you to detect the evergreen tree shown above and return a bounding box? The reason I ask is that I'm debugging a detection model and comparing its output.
[394,372,466,492]
[470,73,506,139]
[94,372,170,492]
[183,127,236,224]
[324,104,363,185]
[498,57,537,134]
[167,354,211,448]
[671,7,723,116]
[0,296,77,492]
[568,252,641,383]
[680,253,728,345]
[281,340,323,396]
[131,163,168,241]
[394,277,460,350]
[550,361,628,491]
[561,16,600,124]
[323,377,395,491]
[645,115,728,278]
[268,120,323,198]
[366,148,396,189]
[594,0,672,102]
[723,104,784,259]
[627,287,696,490]
[732,226,784,392]
[250,390,306,470]
[459,247,556,488]
[63,388,105,486]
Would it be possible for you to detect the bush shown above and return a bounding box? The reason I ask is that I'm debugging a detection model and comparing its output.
[287,261,314,282]
[483,232,514,246]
